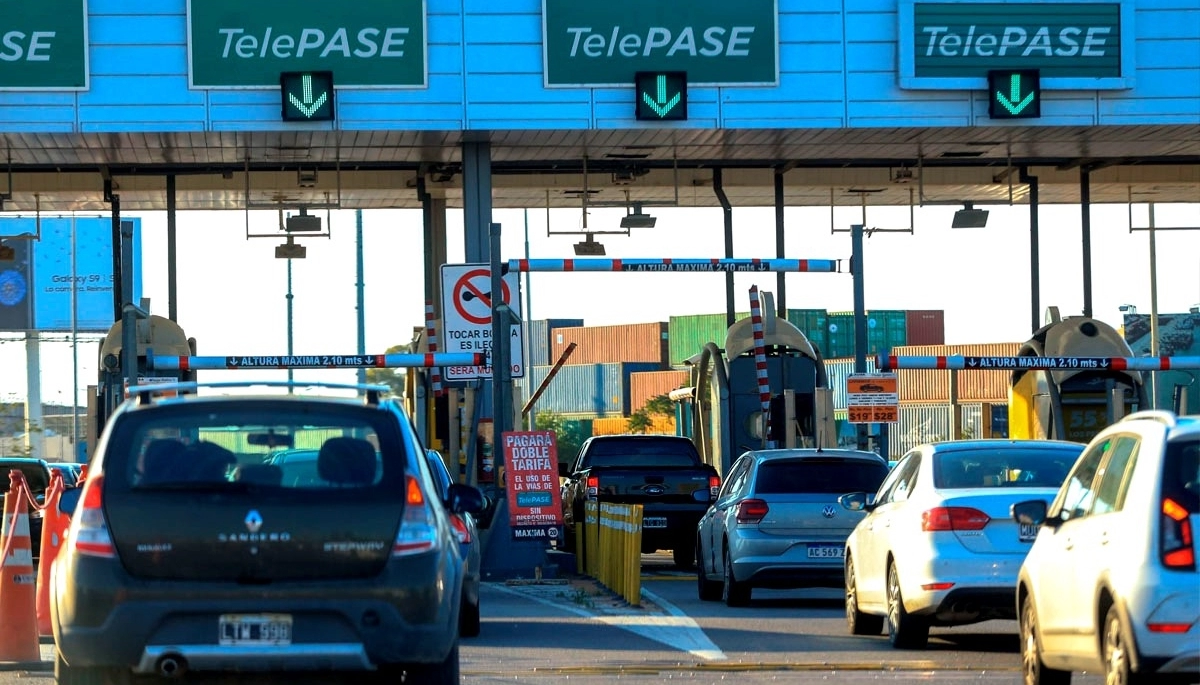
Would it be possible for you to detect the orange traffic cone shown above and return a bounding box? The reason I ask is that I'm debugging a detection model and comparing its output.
[36,470,66,636]
[0,472,41,662]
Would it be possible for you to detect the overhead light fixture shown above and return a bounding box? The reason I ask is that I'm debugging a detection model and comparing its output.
[285,207,322,232]
[620,202,657,229]
[573,234,606,256]
[275,237,306,259]
[951,202,990,228]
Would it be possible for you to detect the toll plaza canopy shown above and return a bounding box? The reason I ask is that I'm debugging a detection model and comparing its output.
[0,0,1195,213]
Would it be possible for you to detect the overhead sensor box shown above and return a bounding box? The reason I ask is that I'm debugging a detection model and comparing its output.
[620,212,657,229]
[286,214,322,232]
[573,237,606,256]
[275,242,307,259]
[951,207,990,229]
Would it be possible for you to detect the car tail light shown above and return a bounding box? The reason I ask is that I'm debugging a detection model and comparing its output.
[921,507,990,532]
[1147,622,1192,633]
[586,475,599,500]
[709,475,721,500]
[393,475,437,557]
[736,499,769,524]
[73,475,116,558]
[449,513,472,545]
[1161,497,1195,570]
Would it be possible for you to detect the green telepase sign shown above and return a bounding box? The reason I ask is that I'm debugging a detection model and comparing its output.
[542,0,778,87]
[187,0,427,88]
[0,0,88,90]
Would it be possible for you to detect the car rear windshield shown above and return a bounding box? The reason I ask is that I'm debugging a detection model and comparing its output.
[585,439,701,467]
[0,463,49,494]
[108,403,405,491]
[754,458,889,494]
[934,447,1080,489]
[1163,437,1199,514]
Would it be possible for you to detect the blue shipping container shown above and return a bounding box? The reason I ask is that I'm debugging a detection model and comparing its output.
[525,362,662,416]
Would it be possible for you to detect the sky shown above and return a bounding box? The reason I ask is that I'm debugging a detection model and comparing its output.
[1,200,1198,410]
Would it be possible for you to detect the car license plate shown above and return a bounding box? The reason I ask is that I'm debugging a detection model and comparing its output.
[807,545,843,559]
[642,517,668,529]
[1019,522,1038,542]
[219,614,292,646]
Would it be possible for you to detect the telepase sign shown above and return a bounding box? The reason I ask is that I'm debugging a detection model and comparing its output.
[187,0,426,88]
[542,0,778,86]
[899,0,1134,89]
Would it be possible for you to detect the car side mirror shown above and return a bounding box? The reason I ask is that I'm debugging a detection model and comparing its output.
[1011,499,1053,527]
[839,491,873,512]
[59,486,83,517]
[558,462,569,478]
[447,483,486,515]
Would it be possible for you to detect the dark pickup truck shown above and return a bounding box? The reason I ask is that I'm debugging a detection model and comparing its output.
[559,434,720,569]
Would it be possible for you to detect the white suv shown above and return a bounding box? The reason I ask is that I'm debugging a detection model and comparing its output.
[1013,411,1199,685]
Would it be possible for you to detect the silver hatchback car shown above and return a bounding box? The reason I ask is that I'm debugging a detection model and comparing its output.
[696,448,890,606]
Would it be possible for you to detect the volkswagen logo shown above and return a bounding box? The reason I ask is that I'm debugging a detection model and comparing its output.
[644,485,666,496]
[245,510,264,533]
[822,505,837,519]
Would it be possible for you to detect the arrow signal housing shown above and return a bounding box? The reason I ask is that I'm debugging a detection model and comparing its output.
[280,70,335,122]
[987,68,1040,119]
[634,71,688,121]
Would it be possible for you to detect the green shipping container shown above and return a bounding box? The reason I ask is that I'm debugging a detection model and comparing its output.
[827,310,908,358]
[668,313,748,366]
[784,309,829,357]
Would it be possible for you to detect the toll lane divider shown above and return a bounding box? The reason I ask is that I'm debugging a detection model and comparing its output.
[876,354,1200,371]
[506,258,841,273]
[148,352,486,371]
[582,501,642,607]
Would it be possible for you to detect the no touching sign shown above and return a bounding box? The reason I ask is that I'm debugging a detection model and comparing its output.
[440,263,524,381]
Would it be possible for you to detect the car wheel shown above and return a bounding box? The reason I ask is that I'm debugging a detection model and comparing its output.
[846,554,883,636]
[722,546,751,607]
[696,540,722,601]
[399,640,460,685]
[886,561,928,649]
[1103,604,1151,685]
[1019,595,1070,685]
[55,652,112,685]
[673,538,696,570]
[459,596,481,638]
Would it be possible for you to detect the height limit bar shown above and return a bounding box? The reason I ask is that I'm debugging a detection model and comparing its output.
[150,352,486,371]
[876,354,1200,371]
[506,258,841,273]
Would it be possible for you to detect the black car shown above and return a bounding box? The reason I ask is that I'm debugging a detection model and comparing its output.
[0,457,53,562]
[50,381,484,685]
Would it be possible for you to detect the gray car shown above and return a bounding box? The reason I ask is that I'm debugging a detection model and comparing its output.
[696,448,890,606]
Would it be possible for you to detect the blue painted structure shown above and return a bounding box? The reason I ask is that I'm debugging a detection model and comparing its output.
[1,0,1196,133]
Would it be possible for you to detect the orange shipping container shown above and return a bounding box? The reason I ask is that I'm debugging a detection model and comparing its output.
[630,370,690,414]
[893,343,1022,403]
[591,415,676,436]
[551,322,669,366]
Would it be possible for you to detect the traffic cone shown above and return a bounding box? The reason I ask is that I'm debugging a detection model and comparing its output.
[36,470,66,636]
[0,473,41,662]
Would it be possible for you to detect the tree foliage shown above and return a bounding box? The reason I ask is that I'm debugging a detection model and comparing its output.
[364,344,408,397]
[534,411,587,464]
[627,393,675,434]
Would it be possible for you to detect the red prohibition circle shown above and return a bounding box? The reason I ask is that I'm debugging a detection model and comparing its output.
[452,269,511,325]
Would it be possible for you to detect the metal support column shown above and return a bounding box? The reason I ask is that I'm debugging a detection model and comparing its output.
[490,222,513,438]
[166,175,178,322]
[106,183,122,321]
[356,209,366,385]
[462,142,493,263]
[1080,167,1094,319]
[851,224,868,450]
[774,169,787,314]
[1020,167,1040,335]
[713,168,735,326]
[1148,203,1160,407]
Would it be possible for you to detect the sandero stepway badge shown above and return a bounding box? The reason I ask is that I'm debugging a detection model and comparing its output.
[644,484,666,496]
[245,510,264,533]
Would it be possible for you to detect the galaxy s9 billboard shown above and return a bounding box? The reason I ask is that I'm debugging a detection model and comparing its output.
[0,216,142,332]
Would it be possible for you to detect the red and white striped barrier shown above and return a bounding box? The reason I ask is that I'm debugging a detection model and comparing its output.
[749,286,775,449]
[425,301,443,397]
[506,258,840,273]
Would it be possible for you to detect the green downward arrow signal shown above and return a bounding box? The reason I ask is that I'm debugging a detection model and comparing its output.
[995,73,1035,115]
[641,74,682,118]
[288,74,329,118]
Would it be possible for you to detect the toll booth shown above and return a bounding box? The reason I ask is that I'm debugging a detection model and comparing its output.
[88,315,195,457]
[685,307,837,476]
[1009,313,1149,443]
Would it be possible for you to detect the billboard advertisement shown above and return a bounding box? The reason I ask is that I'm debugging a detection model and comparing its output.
[0,217,142,333]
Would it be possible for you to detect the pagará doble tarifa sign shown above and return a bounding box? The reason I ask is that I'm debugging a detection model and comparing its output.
[542,0,778,87]
[187,0,426,88]
[0,0,88,90]
[900,0,1132,89]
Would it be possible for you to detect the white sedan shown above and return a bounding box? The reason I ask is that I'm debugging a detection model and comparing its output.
[839,439,1084,649]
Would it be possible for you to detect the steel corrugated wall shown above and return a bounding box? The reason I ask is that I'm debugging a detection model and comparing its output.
[551,322,669,366]
[525,362,663,415]
[527,318,585,367]
[904,310,946,346]
[629,370,690,414]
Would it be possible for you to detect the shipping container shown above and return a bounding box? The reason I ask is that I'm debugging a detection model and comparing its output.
[591,415,676,436]
[668,313,747,365]
[523,362,663,416]
[904,310,946,346]
[551,322,669,366]
[890,403,954,458]
[526,318,585,367]
[960,402,1010,439]
[630,370,690,414]
[889,343,1021,403]
[826,310,907,358]
[823,357,879,410]
[783,309,830,357]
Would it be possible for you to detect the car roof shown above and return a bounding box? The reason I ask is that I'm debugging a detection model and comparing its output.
[920,439,1085,452]
[744,448,887,463]
[0,457,50,466]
